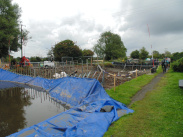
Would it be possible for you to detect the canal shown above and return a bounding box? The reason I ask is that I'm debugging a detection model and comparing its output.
[0,81,69,136]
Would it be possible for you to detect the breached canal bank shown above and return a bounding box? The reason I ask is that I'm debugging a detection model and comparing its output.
[0,69,133,137]
[0,83,69,136]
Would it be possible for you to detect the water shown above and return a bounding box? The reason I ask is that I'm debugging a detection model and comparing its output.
[0,82,69,136]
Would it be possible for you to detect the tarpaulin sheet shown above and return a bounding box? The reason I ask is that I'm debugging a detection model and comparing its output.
[0,69,133,137]
[0,81,29,90]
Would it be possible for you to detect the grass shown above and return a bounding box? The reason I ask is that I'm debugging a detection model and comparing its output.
[104,69,183,137]
[106,66,162,105]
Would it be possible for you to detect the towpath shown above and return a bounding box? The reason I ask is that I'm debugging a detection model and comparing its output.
[128,72,165,108]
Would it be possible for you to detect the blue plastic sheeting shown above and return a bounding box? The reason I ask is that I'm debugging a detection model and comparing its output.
[0,81,29,90]
[0,69,134,137]
[0,81,46,92]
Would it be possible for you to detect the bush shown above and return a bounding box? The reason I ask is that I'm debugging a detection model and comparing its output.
[104,62,114,68]
[171,57,183,72]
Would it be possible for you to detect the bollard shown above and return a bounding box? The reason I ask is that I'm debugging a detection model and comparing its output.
[136,69,137,79]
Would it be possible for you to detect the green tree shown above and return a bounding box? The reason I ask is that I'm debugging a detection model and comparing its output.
[30,56,42,62]
[171,52,183,61]
[15,57,21,62]
[159,53,165,59]
[153,50,160,59]
[0,0,29,58]
[139,47,149,60]
[130,50,139,59]
[93,31,127,60]
[53,39,82,61]
[82,49,94,56]
[165,50,172,58]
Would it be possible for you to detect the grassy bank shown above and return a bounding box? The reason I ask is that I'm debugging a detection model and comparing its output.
[105,70,183,136]
[106,66,162,105]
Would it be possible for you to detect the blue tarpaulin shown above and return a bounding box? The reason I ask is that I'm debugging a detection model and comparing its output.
[0,69,133,137]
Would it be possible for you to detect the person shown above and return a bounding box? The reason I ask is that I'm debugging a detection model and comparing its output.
[162,59,166,73]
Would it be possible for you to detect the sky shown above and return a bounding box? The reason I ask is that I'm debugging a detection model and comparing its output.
[11,0,183,58]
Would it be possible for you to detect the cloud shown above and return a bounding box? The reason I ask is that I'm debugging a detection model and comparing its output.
[12,0,183,58]
[113,0,183,56]
[117,0,183,35]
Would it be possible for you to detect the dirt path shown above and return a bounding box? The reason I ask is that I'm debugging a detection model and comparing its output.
[128,72,165,108]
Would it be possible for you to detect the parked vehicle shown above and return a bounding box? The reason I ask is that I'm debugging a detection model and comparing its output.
[43,61,54,68]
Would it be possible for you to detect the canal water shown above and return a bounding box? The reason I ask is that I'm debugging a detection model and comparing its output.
[0,81,69,136]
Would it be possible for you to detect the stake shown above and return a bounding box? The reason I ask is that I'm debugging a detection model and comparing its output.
[114,73,116,92]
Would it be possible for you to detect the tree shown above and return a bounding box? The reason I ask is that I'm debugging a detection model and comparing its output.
[139,47,149,60]
[0,0,29,58]
[53,39,82,61]
[30,56,42,62]
[93,31,127,60]
[47,47,54,60]
[130,50,139,58]
[172,52,183,61]
[164,50,172,58]
[82,49,94,56]
[153,50,160,59]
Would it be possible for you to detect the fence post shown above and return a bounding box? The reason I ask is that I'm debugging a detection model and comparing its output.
[114,73,116,92]
[69,61,71,75]
[73,61,75,72]
[82,60,83,76]
[21,67,22,75]
[102,71,105,87]
[50,69,51,79]
[34,69,36,77]
[30,67,31,76]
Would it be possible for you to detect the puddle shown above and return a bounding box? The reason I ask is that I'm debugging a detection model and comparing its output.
[0,81,69,136]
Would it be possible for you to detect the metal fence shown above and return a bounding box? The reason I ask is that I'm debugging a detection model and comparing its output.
[8,61,105,84]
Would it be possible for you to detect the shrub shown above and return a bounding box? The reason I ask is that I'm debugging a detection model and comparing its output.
[104,62,114,68]
[171,57,183,72]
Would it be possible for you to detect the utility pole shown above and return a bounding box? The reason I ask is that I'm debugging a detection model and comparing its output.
[21,24,23,57]
[20,24,26,57]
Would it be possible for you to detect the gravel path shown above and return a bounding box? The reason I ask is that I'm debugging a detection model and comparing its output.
[128,72,165,108]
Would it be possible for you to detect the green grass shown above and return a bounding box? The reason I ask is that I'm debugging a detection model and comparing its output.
[106,66,162,105]
[104,69,183,137]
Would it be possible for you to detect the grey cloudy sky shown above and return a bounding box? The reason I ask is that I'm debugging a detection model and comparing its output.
[12,0,183,58]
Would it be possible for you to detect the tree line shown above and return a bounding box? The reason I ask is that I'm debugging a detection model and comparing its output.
[1,0,183,63]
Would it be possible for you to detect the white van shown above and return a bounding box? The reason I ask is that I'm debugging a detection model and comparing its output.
[43,61,54,68]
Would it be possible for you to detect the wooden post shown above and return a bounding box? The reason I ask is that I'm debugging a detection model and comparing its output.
[114,73,116,92]
[87,59,88,73]
[136,69,137,79]
[50,69,51,79]
[0,59,1,68]
[44,69,46,78]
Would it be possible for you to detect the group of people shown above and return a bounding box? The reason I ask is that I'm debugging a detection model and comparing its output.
[161,58,170,73]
